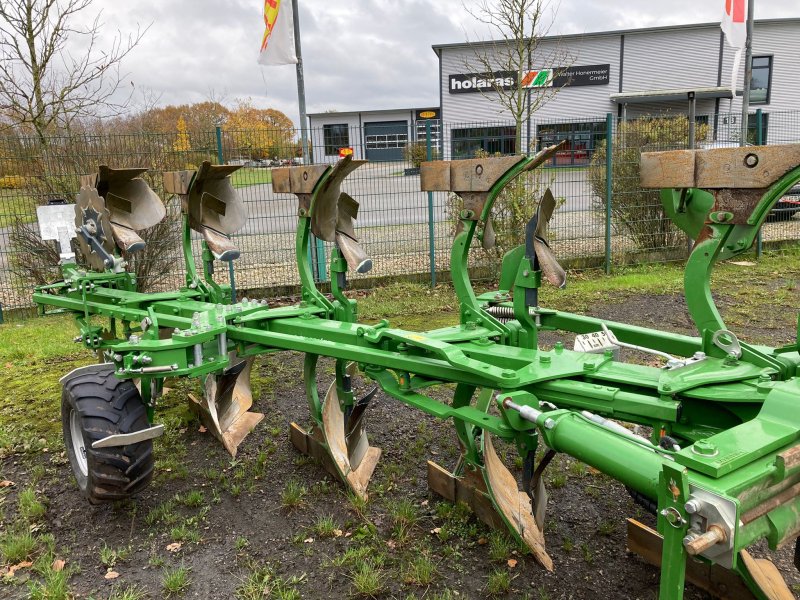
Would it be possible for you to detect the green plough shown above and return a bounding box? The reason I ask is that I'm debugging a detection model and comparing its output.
[32,142,800,599]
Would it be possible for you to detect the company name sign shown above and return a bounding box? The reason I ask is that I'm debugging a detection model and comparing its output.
[448,64,610,94]
[555,64,610,87]
[449,71,516,94]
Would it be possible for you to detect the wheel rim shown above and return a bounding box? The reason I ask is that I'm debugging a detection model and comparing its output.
[69,409,88,477]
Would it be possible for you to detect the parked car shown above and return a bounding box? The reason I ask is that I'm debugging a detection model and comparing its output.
[272,158,303,166]
[243,159,269,168]
[770,184,800,222]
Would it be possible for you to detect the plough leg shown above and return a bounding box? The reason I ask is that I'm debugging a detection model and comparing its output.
[291,359,381,500]
[190,355,263,456]
[428,385,553,571]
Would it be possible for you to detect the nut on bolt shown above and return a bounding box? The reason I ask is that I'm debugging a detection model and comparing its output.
[684,498,702,514]
[684,525,727,556]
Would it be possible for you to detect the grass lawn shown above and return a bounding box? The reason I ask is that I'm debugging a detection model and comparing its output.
[0,189,38,228]
[231,167,272,188]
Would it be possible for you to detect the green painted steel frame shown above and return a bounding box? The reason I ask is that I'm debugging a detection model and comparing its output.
[30,151,800,600]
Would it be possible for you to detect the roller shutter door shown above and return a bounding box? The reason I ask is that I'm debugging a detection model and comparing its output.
[364,121,408,161]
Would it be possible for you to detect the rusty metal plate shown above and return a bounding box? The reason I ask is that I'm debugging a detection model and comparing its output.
[778,445,800,472]
[98,165,148,185]
[196,164,240,181]
[459,192,487,220]
[640,150,696,189]
[163,170,194,195]
[420,161,451,191]
[296,193,311,213]
[450,156,524,193]
[271,167,292,193]
[696,144,800,188]
[712,188,768,224]
[289,165,329,194]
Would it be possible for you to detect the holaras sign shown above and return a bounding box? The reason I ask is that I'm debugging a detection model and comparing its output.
[448,64,610,94]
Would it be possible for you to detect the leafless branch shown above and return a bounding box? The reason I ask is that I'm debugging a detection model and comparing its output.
[0,0,149,145]
[460,0,572,152]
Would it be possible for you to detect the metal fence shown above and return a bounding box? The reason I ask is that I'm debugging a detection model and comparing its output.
[1,110,799,320]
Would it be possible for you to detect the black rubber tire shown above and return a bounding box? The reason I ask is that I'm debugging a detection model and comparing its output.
[61,365,154,504]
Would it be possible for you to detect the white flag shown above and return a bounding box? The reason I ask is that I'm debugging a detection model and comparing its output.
[721,0,747,94]
[258,0,298,66]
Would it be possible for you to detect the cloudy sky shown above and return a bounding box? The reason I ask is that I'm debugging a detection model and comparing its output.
[72,0,798,125]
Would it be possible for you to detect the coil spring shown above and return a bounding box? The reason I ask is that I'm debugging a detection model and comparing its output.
[485,305,516,322]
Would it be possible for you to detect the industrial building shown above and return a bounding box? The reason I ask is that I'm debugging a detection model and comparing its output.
[308,18,799,163]
[307,108,440,164]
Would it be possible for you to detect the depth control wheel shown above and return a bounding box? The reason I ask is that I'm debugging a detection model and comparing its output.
[61,365,154,504]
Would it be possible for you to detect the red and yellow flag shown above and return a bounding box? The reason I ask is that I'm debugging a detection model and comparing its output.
[258,0,297,66]
[721,0,747,92]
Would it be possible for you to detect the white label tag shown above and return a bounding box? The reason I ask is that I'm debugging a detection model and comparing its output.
[574,331,618,354]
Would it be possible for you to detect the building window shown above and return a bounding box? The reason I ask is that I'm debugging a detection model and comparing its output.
[365,133,408,149]
[451,126,516,158]
[535,121,606,166]
[415,120,441,146]
[323,124,349,155]
[750,56,772,105]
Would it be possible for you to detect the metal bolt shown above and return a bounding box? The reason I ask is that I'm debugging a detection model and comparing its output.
[692,439,719,457]
[128,334,140,345]
[684,499,702,514]
[693,351,706,360]
[523,270,530,277]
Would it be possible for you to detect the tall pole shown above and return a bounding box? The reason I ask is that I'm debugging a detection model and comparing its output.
[291,0,309,163]
[290,0,325,281]
[739,0,754,145]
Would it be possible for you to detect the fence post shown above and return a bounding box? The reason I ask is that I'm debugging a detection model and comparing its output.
[216,126,238,302]
[426,120,436,287]
[313,237,328,283]
[215,126,224,164]
[605,112,613,274]
[755,108,763,258]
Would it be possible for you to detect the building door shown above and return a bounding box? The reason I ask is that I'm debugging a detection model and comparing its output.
[535,121,605,166]
[364,121,408,162]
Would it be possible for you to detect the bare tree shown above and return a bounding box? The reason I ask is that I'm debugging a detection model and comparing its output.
[463,0,567,152]
[0,0,147,145]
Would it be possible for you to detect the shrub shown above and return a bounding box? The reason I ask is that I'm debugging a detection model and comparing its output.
[404,141,439,168]
[0,175,30,189]
[588,116,708,250]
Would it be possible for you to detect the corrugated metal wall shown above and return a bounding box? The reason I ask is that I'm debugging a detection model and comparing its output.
[438,20,800,152]
[621,26,720,93]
